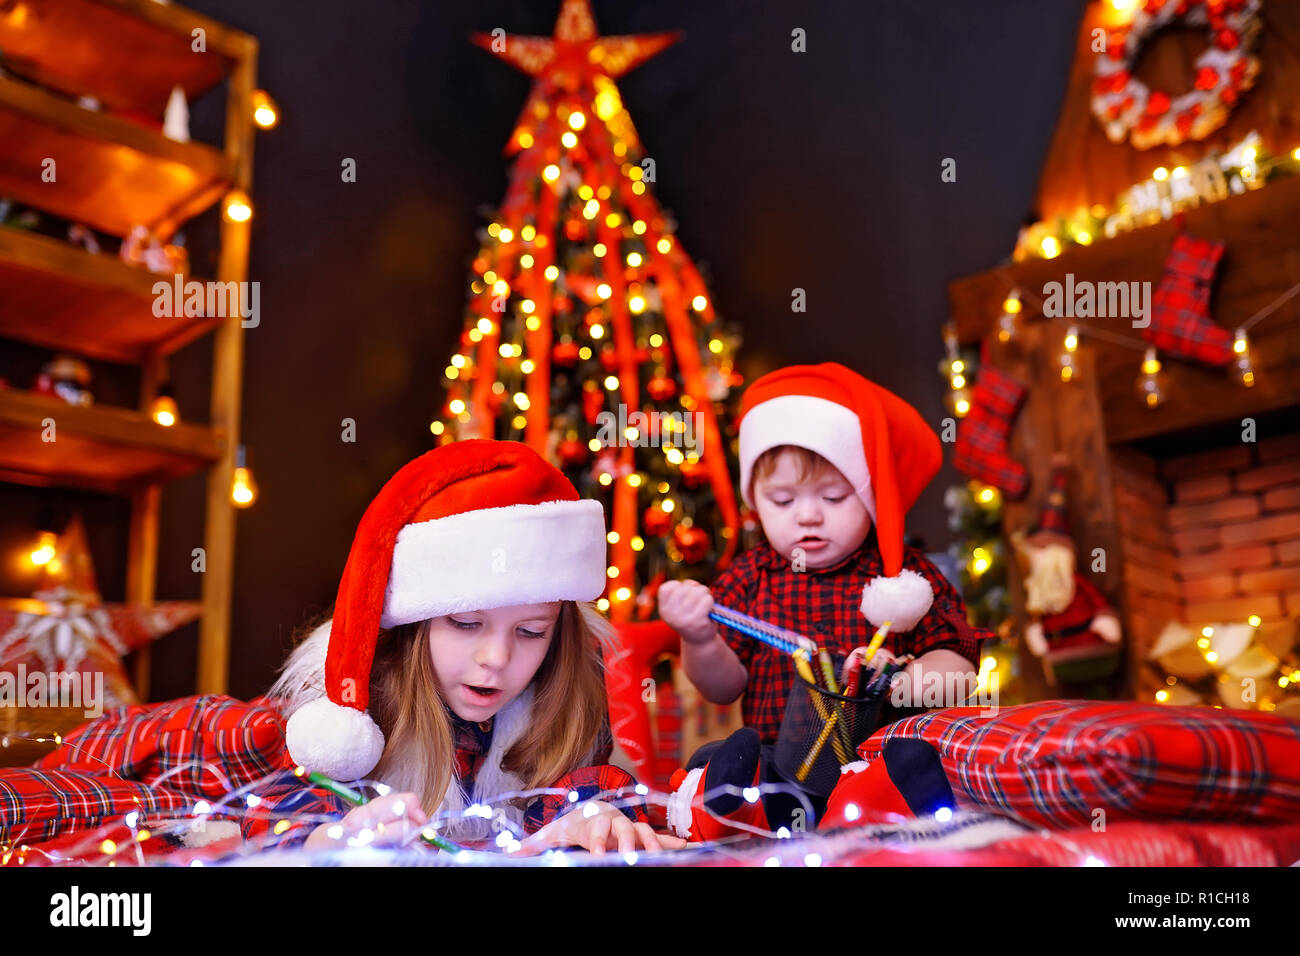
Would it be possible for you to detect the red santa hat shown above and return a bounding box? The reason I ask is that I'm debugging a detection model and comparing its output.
[737,363,942,632]
[284,439,607,780]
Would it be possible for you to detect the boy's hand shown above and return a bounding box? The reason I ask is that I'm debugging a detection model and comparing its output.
[519,801,688,856]
[658,580,717,646]
[842,646,896,684]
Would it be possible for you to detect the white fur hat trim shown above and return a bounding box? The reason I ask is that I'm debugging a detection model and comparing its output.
[861,568,934,632]
[382,498,606,627]
[285,696,386,781]
[738,394,875,518]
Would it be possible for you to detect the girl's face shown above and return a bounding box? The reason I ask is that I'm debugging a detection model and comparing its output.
[427,602,561,722]
[753,451,873,570]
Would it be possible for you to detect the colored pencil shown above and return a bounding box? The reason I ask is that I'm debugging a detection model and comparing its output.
[299,768,466,853]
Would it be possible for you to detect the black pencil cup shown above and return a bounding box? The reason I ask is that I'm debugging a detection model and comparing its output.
[773,657,891,797]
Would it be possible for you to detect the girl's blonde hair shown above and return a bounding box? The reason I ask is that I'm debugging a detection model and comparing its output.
[277,601,614,815]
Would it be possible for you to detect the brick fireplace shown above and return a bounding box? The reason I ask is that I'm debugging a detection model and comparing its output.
[1111,430,1300,698]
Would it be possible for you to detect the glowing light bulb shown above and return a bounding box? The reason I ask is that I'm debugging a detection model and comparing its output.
[1153,167,1169,181]
[568,111,586,130]
[251,90,279,129]
[561,131,577,148]
[29,531,57,566]
[223,191,252,223]
[596,283,612,299]
[1248,614,1262,627]
[230,447,257,508]
[542,164,560,182]
[1041,236,1062,259]
[692,295,708,311]
[657,237,672,253]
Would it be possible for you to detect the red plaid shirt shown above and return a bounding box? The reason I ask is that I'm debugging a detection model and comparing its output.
[710,532,988,743]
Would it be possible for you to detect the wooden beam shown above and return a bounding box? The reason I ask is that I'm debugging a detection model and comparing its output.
[197,44,256,696]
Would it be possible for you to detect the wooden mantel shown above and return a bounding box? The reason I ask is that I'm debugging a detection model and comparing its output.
[949,173,1300,444]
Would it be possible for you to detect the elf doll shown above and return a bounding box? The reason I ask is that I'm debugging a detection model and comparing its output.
[1011,454,1123,687]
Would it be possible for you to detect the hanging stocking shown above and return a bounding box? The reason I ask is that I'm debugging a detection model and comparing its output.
[953,365,1030,499]
[1142,233,1232,365]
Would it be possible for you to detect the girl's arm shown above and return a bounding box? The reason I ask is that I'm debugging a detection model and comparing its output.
[239,769,351,849]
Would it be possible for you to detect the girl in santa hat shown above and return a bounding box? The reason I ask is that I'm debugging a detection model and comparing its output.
[245,439,684,856]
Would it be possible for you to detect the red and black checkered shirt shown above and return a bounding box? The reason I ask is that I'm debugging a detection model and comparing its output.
[709,532,988,744]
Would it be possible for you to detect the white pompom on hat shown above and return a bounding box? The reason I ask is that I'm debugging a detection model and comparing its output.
[283,439,607,780]
[737,363,942,631]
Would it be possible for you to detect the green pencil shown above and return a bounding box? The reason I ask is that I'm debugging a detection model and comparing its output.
[297,767,466,853]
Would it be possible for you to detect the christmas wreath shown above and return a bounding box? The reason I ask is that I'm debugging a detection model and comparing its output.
[1091,0,1262,151]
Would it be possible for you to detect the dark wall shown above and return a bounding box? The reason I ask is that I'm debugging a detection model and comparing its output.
[0,1,1085,700]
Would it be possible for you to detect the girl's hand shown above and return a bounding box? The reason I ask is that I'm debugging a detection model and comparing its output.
[304,790,428,851]
[519,801,688,856]
[658,580,716,646]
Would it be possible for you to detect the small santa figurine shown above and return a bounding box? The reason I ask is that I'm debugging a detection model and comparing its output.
[1011,454,1122,685]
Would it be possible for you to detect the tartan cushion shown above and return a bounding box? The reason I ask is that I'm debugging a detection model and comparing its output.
[35,694,286,799]
[0,768,191,844]
[858,699,1300,830]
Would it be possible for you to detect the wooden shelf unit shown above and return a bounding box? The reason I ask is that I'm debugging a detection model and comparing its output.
[0,0,258,699]
[0,389,223,494]
[0,226,223,362]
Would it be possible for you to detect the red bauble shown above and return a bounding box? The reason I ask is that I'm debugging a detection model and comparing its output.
[553,341,581,366]
[1216,28,1239,50]
[673,525,710,564]
[564,219,586,241]
[558,437,589,467]
[679,457,708,488]
[646,374,677,401]
[643,506,672,537]
[599,348,620,372]
[583,386,606,424]
[1194,66,1218,90]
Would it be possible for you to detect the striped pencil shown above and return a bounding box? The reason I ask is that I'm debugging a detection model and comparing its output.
[709,605,815,657]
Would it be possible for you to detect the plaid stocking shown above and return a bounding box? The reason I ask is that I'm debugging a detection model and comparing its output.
[1142,234,1232,365]
[953,365,1029,499]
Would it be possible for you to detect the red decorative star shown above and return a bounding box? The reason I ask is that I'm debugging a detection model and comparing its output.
[0,517,200,707]
[472,0,680,155]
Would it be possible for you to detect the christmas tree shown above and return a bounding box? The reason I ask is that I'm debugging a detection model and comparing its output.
[435,0,744,623]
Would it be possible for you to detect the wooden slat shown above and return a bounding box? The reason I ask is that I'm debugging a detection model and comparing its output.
[0,389,223,494]
[0,0,241,117]
[0,76,234,238]
[0,226,225,362]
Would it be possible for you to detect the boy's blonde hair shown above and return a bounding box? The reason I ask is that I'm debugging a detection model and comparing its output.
[276,600,614,815]
[750,444,842,495]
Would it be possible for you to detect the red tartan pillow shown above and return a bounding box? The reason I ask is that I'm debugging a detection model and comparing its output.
[36,694,287,799]
[858,699,1300,830]
[0,768,191,844]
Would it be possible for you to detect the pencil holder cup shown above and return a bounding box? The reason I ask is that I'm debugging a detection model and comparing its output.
[773,657,891,797]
